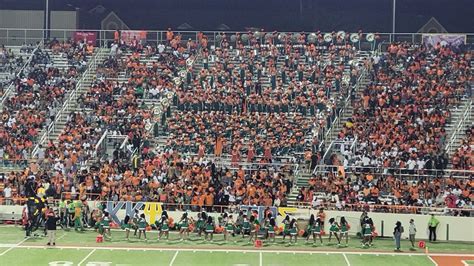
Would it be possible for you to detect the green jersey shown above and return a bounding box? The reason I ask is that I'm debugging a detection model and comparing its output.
[340,223,348,233]
[205,223,214,233]
[102,216,110,228]
[312,221,321,233]
[363,224,372,235]
[196,218,204,229]
[138,218,147,230]
[121,220,131,229]
[180,218,189,229]
[330,223,339,232]
[67,203,75,213]
[242,219,250,230]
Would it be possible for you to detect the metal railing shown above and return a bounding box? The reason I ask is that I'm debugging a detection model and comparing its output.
[445,99,473,156]
[309,164,473,181]
[0,41,43,106]
[1,28,473,48]
[92,129,109,158]
[317,66,368,151]
[31,46,106,158]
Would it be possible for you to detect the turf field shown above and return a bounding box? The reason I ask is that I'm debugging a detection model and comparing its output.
[0,226,472,266]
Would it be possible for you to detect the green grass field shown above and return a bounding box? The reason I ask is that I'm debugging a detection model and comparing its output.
[0,226,472,266]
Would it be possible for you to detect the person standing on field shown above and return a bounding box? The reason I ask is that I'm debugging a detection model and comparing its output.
[427,214,439,242]
[46,212,59,246]
[393,221,404,252]
[409,219,417,250]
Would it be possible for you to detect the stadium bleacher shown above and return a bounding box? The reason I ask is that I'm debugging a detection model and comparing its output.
[0,31,472,215]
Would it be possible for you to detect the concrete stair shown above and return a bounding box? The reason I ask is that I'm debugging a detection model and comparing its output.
[32,47,109,154]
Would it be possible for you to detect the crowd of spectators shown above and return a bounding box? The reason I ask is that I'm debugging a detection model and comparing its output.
[0,32,471,216]
[1,48,79,165]
[452,126,473,170]
[47,38,94,72]
[165,110,311,162]
[0,45,26,86]
[0,38,97,167]
[164,34,365,160]
[0,34,296,209]
[295,170,472,214]
[337,43,471,171]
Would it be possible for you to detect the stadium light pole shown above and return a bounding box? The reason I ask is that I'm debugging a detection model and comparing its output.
[392,0,396,34]
[44,0,49,40]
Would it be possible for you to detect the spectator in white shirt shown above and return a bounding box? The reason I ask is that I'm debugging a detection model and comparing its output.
[408,219,417,249]
[3,184,12,205]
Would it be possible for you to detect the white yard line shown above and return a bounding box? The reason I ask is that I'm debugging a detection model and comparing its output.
[57,233,66,241]
[343,253,351,266]
[2,244,473,258]
[461,260,469,266]
[0,237,30,256]
[427,256,439,266]
[169,250,179,266]
[259,252,263,266]
[78,249,96,266]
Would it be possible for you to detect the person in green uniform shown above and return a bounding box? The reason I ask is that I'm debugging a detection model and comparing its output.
[263,213,271,240]
[196,212,206,237]
[157,214,169,240]
[339,217,350,247]
[307,214,323,245]
[204,216,215,241]
[178,212,190,240]
[223,213,235,242]
[132,209,140,236]
[122,215,132,240]
[59,200,68,228]
[241,214,250,239]
[101,212,111,239]
[73,200,84,231]
[288,218,298,244]
[267,216,276,243]
[248,215,259,243]
[328,218,341,246]
[282,215,290,241]
[234,211,244,235]
[362,217,373,248]
[67,201,75,227]
[137,214,148,240]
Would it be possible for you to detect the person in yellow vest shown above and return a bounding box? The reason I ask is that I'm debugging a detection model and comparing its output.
[427,214,440,242]
[132,153,140,174]
[73,200,84,231]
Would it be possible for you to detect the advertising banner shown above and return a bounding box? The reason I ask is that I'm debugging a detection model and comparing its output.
[73,31,97,45]
[422,34,466,48]
[121,30,147,45]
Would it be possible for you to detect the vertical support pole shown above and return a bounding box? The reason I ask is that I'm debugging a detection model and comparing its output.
[381,220,384,237]
[392,0,396,34]
[446,224,449,241]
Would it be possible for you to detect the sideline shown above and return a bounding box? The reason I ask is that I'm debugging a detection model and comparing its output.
[343,253,351,266]
[3,243,474,257]
[78,249,96,266]
[169,250,179,266]
[0,237,30,256]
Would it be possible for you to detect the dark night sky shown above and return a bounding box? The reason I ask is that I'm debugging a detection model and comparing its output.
[0,0,473,32]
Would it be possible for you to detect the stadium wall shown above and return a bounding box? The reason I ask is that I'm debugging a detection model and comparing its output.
[0,10,76,45]
[1,204,473,242]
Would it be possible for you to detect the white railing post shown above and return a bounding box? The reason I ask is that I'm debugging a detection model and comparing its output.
[31,46,104,158]
[445,100,472,155]
[0,40,44,107]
